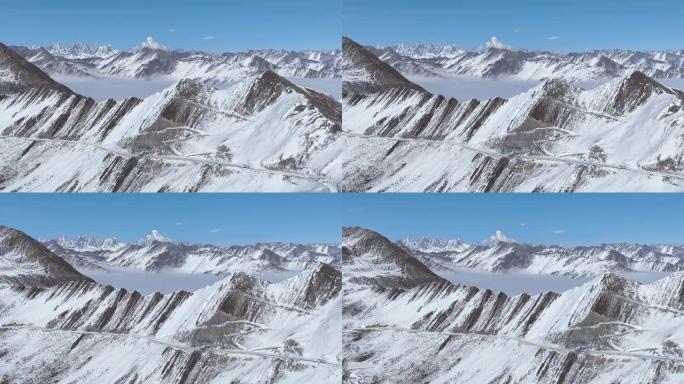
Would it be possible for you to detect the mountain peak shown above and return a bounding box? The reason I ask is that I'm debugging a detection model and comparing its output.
[134,37,169,52]
[144,230,174,244]
[482,36,511,50]
[399,235,464,252]
[46,42,119,59]
[343,227,446,289]
[489,230,515,244]
[56,234,126,252]
[342,36,426,95]
[0,42,73,94]
[604,70,679,114]
[0,225,91,287]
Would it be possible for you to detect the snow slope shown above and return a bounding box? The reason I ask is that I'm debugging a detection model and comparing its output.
[342,37,684,192]
[343,227,684,384]
[0,225,342,383]
[0,55,342,191]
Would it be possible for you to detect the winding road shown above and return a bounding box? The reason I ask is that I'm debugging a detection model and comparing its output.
[346,326,684,364]
[343,132,684,182]
[0,135,336,192]
[0,324,338,365]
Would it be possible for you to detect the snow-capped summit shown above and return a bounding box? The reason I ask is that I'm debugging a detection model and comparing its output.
[488,230,515,244]
[482,36,510,50]
[134,37,169,52]
[143,230,175,244]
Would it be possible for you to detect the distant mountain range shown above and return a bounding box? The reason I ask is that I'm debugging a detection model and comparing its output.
[342,36,684,192]
[343,227,684,383]
[0,40,342,192]
[12,37,340,81]
[43,230,340,275]
[398,232,684,277]
[0,225,341,383]
[369,38,684,81]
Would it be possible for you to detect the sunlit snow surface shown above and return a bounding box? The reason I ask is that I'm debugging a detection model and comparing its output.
[78,268,221,294]
[436,268,672,295]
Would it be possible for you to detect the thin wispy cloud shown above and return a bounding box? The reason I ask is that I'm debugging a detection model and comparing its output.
[175,222,182,226]
[520,223,527,227]
[513,28,521,33]
[169,29,175,33]
[209,228,221,233]
[204,35,215,40]
[553,229,565,234]
[548,35,560,40]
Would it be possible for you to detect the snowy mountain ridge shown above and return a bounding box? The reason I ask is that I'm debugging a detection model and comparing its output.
[342,37,684,192]
[398,231,684,277]
[343,227,684,383]
[44,231,341,275]
[369,39,684,80]
[0,42,343,192]
[14,37,341,81]
[0,224,342,383]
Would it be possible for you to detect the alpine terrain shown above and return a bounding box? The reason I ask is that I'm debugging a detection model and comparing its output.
[369,38,684,81]
[342,37,684,192]
[0,225,342,383]
[343,227,684,383]
[398,231,684,277]
[0,39,342,192]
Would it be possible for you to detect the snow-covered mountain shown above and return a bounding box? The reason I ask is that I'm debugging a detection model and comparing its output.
[54,234,127,252]
[343,227,684,383]
[12,37,340,81]
[47,42,120,59]
[0,42,343,191]
[0,225,341,383]
[369,38,684,81]
[342,37,684,192]
[44,230,341,276]
[398,232,684,277]
[398,235,467,253]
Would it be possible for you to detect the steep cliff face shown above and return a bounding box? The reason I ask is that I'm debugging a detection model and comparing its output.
[342,37,684,192]
[343,227,684,384]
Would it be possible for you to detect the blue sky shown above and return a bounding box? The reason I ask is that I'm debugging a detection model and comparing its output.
[0,194,341,245]
[344,0,684,52]
[344,194,684,246]
[0,0,340,51]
